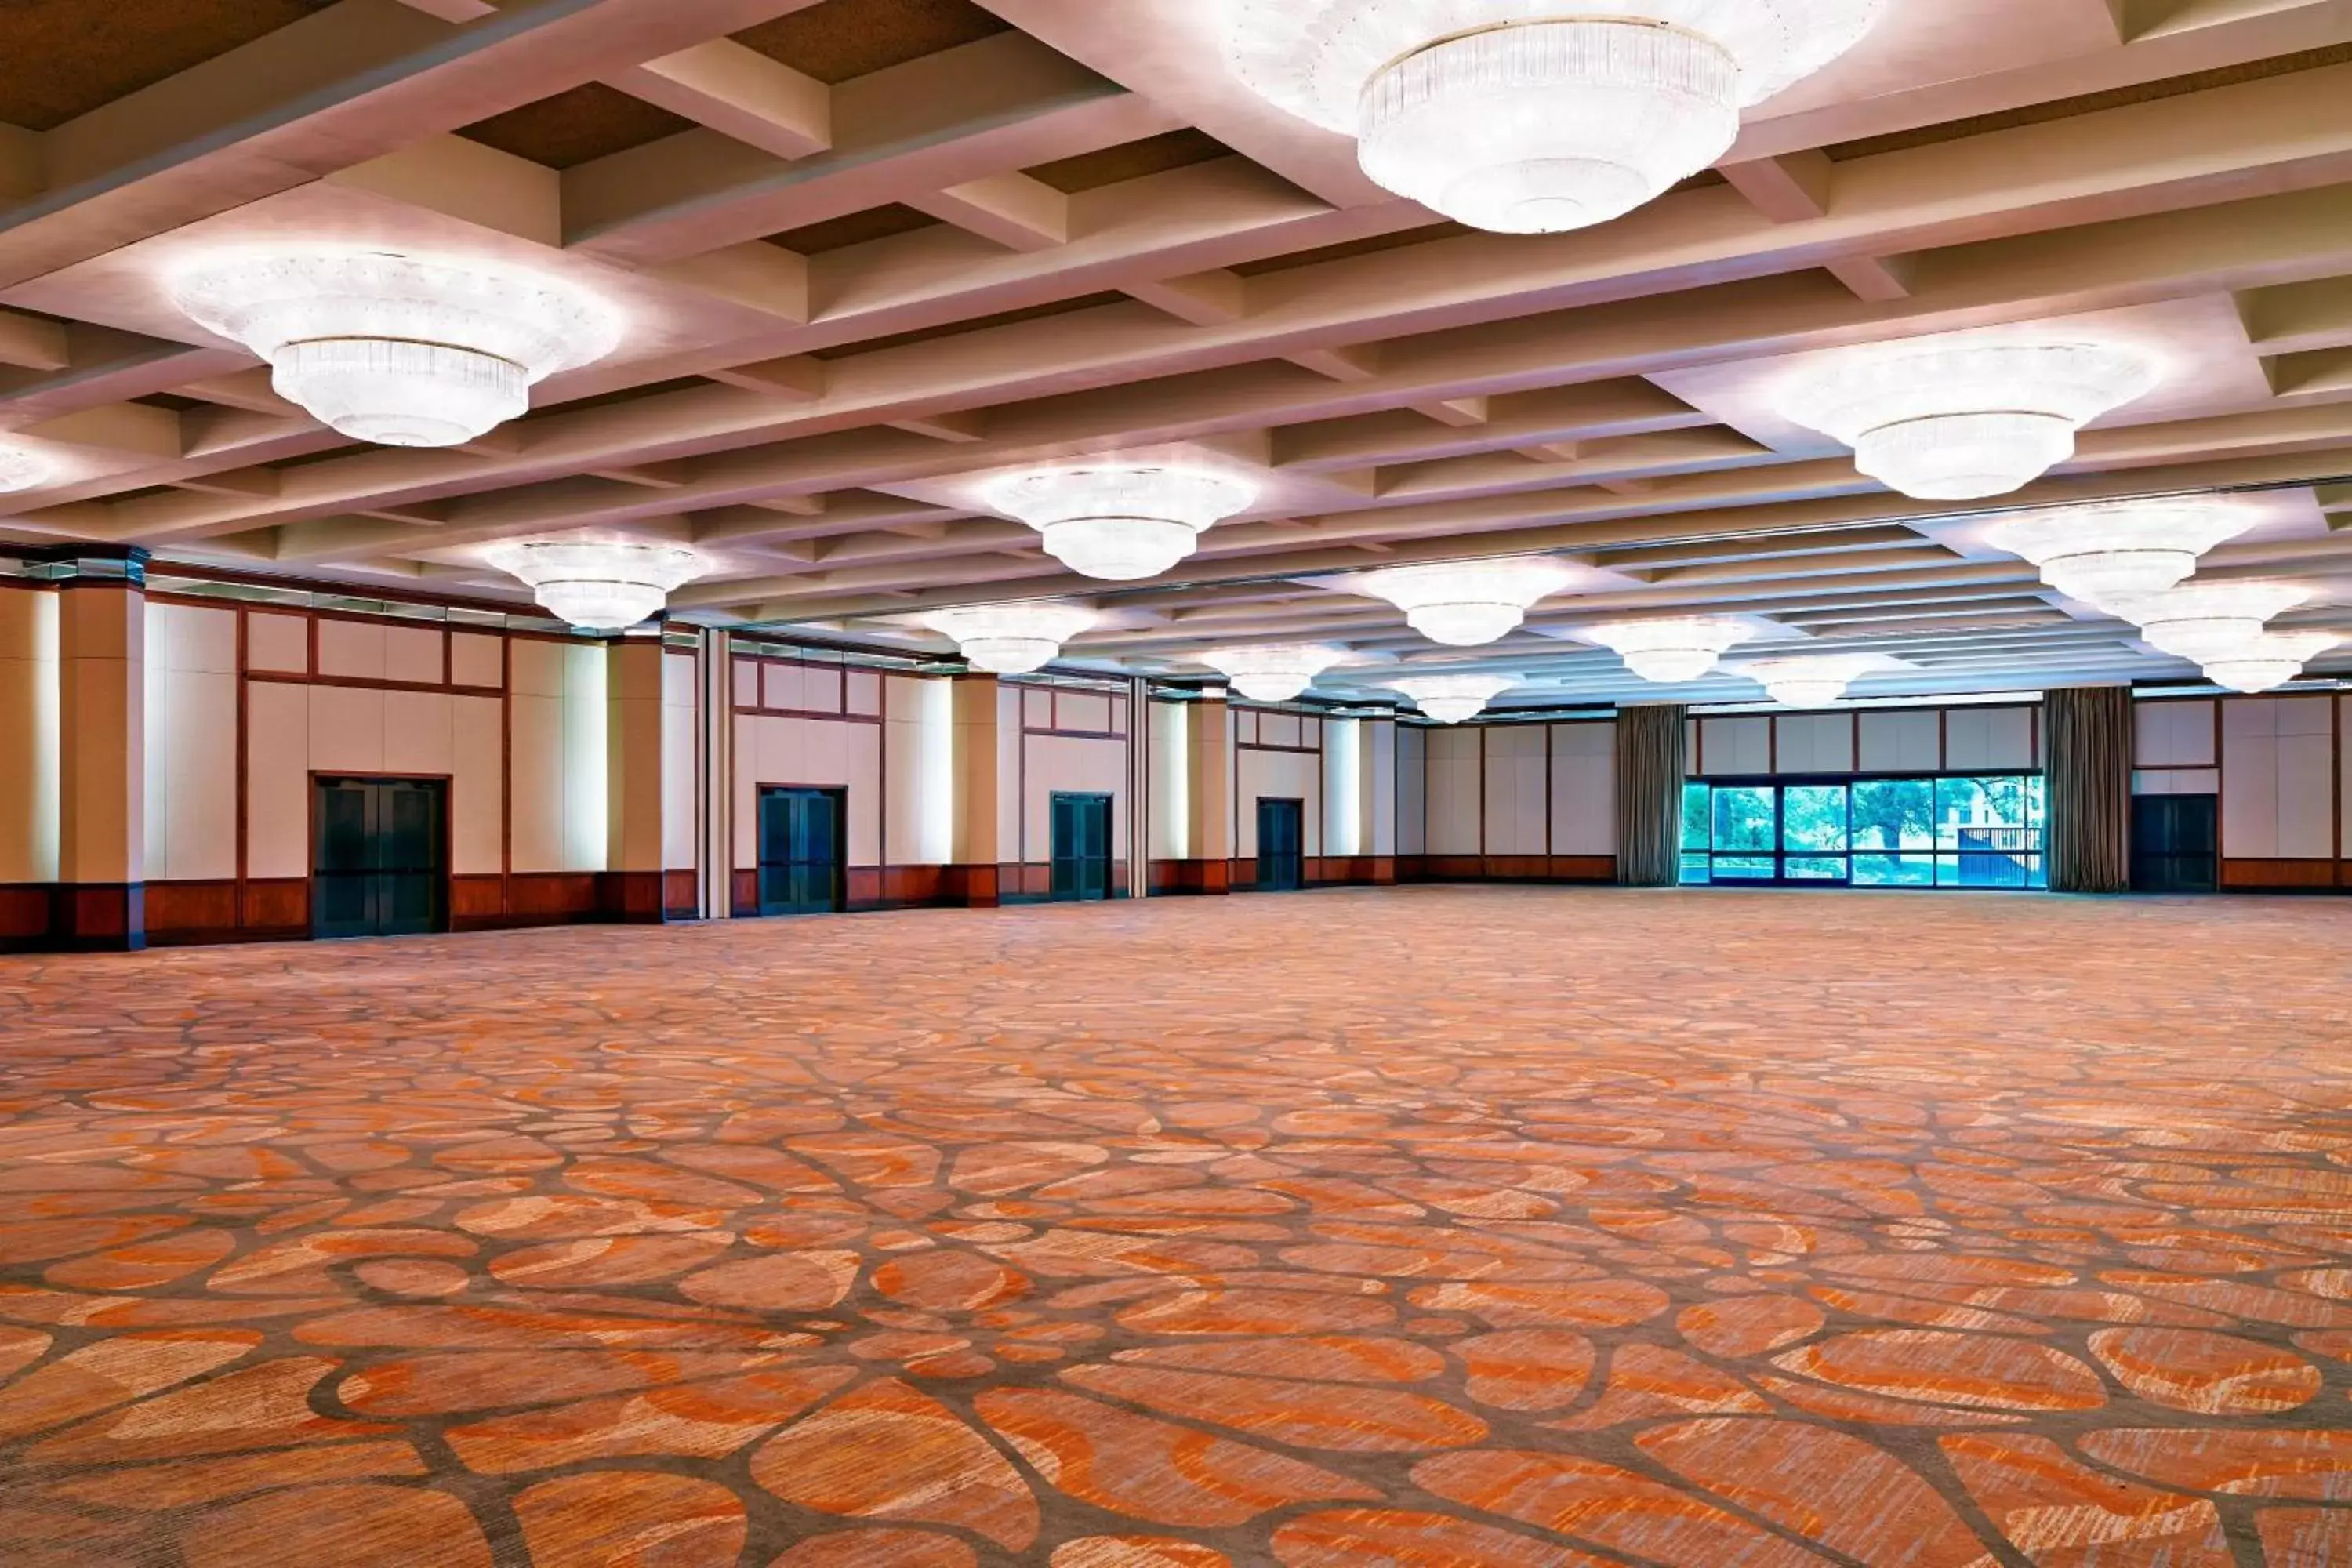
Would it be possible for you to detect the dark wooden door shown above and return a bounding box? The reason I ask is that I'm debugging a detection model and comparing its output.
[2132,794,2218,893]
[313,778,447,939]
[1256,798,1305,891]
[1051,793,1112,902]
[758,788,846,915]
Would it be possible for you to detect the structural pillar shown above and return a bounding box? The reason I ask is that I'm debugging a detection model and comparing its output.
[1361,715,1399,883]
[949,674,1004,906]
[51,548,147,950]
[602,632,675,923]
[1186,695,1234,893]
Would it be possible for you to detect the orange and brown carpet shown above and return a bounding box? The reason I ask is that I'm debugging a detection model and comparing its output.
[1,885,2348,1566]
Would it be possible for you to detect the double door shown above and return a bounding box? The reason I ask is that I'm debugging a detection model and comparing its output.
[314,777,447,939]
[2132,794,2217,892]
[758,788,846,916]
[1256,798,1305,891]
[1050,793,1113,902]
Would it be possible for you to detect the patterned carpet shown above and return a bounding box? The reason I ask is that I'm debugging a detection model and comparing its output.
[1,887,2349,1567]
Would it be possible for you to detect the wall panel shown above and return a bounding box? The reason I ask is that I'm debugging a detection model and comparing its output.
[1482,726,1548,855]
[1550,722,1615,856]
[1424,727,1482,855]
[143,603,236,883]
[1775,713,1855,775]
[1397,725,1426,856]
[1859,710,1940,773]
[1698,716,1769,776]
[1237,746,1321,858]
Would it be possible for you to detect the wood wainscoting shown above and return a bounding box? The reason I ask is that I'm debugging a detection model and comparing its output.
[1399,855,1618,884]
[2220,858,2343,891]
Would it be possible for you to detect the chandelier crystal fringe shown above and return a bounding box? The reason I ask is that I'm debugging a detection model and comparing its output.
[0,443,54,493]
[1348,557,1580,647]
[983,466,1257,582]
[1985,499,2259,608]
[1389,672,1517,724]
[1584,617,1756,683]
[1780,343,2160,500]
[1737,653,1888,708]
[169,251,622,448]
[1201,644,1348,703]
[2106,582,2310,662]
[2201,632,2340,694]
[1225,2,1886,234]
[482,539,706,632]
[920,602,1099,675]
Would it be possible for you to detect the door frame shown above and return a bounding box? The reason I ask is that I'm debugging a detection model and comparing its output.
[1048,791,1116,903]
[307,771,453,938]
[754,782,850,916]
[1254,796,1308,892]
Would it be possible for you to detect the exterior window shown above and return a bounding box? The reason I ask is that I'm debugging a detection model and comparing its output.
[1681,774,2044,890]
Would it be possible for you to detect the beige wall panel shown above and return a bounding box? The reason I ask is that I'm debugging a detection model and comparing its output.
[245,680,310,880]
[383,625,443,685]
[2132,768,2220,797]
[1482,726,1547,855]
[2274,697,2335,859]
[309,684,387,775]
[561,644,608,874]
[1025,734,1127,860]
[150,602,235,673]
[803,664,844,716]
[451,633,503,689]
[383,689,456,779]
[1363,718,1397,858]
[1322,719,1359,858]
[315,619,386,682]
[1551,721,1617,856]
[846,669,880,717]
[1149,699,1189,861]
[1858,710,1941,774]
[1424,726,1482,856]
[883,676,953,867]
[662,652,699,873]
[1111,697,1128,736]
[996,687,1023,858]
[148,670,236,882]
[2135,699,2216,768]
[508,693,568,874]
[1397,725,1426,856]
[1257,710,1303,749]
[731,655,760,710]
[245,612,308,674]
[760,661,800,713]
[1023,688,1052,730]
[1698,717,1770,777]
[1776,713,1856,775]
[1060,691,1111,734]
[1238,747,1321,858]
[0,589,59,883]
[509,638,566,699]
[1236,710,1258,746]
[1947,706,2035,772]
[2343,697,2352,860]
[743,714,884,867]
[451,695,503,877]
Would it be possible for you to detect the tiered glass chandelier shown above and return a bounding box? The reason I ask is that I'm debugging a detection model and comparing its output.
[1985,499,2259,608]
[1349,557,1580,646]
[1781,343,2159,499]
[0,444,53,492]
[1390,673,1517,724]
[2201,632,2340,694]
[169,250,622,448]
[482,538,706,632]
[1201,644,1348,703]
[2107,582,2310,662]
[1584,617,1756,683]
[1738,653,1886,707]
[1224,3,1888,234]
[920,601,1099,674]
[983,466,1257,582]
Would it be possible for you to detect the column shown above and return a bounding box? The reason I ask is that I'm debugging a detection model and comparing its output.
[602,632,673,923]
[0,577,58,949]
[948,673,1004,906]
[1361,715,1399,883]
[1186,695,1234,893]
[53,548,147,950]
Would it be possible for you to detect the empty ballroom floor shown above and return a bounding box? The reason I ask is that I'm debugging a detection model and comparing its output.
[1,887,2350,1566]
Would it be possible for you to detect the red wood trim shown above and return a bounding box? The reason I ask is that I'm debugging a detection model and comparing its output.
[1937,707,1949,774]
[500,634,513,920]
[1768,713,1780,775]
[244,671,503,698]
[234,608,249,933]
[1024,727,1124,742]
[1233,740,1320,755]
[739,705,885,725]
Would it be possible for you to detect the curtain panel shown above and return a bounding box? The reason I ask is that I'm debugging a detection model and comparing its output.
[2045,686,2133,894]
[1615,704,1689,887]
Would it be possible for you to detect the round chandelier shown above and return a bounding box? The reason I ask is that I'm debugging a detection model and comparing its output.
[1781,343,2159,500]
[0,444,54,493]
[920,601,1099,674]
[169,250,622,448]
[1224,3,1887,234]
[483,538,705,632]
[1390,672,1517,724]
[1738,653,1884,708]
[984,465,1257,582]
[1584,617,1756,683]
[1985,499,2259,608]
[1349,556,1580,646]
[2107,582,2310,662]
[2202,632,2339,694]
[1202,643,1347,703]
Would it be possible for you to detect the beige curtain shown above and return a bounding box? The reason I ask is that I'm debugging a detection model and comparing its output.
[1615,704,1689,887]
[2045,687,2133,894]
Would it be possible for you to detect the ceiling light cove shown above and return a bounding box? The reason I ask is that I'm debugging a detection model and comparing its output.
[1224,2,1888,234]
[0,444,55,493]
[1781,342,2160,500]
[1986,499,2261,609]
[1585,617,1757,683]
[2106,581,2310,662]
[1738,653,1894,708]
[1348,557,1581,647]
[2202,631,2340,694]
[984,466,1258,582]
[169,251,623,448]
[483,538,705,633]
[920,602,1100,674]
[1202,643,1348,703]
[1391,672,1519,724]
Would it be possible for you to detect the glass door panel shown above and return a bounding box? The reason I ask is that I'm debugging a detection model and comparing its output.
[1781,785,1850,884]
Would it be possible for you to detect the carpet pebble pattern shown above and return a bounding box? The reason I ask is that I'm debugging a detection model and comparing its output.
[0,885,2349,1566]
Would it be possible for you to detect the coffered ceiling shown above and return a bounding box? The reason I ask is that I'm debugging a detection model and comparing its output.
[6,0,2352,708]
